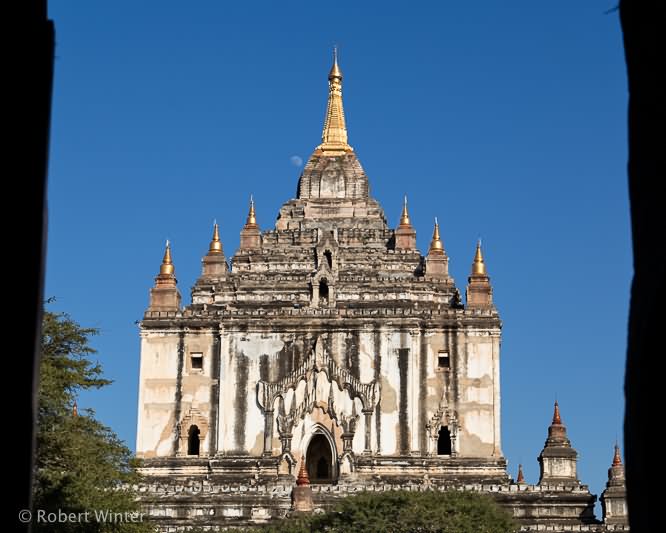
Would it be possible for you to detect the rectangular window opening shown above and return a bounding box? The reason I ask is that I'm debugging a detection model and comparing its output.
[438,351,450,368]
[191,352,203,370]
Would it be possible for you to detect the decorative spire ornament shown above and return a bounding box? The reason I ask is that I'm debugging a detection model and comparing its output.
[429,217,445,255]
[317,47,352,154]
[208,221,223,254]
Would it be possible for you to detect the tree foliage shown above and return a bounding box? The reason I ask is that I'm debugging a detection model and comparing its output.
[33,309,152,533]
[245,489,517,533]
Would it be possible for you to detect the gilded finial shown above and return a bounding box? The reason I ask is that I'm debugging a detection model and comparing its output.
[429,217,444,255]
[612,443,622,466]
[471,239,487,275]
[552,400,562,425]
[329,45,342,80]
[400,195,411,226]
[246,195,258,227]
[160,240,175,276]
[209,221,223,253]
[318,47,352,154]
[516,464,525,483]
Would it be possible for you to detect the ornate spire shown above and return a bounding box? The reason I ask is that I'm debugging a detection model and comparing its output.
[240,195,262,250]
[208,221,223,254]
[148,239,180,312]
[538,400,578,485]
[296,460,310,486]
[601,441,628,524]
[429,217,444,255]
[471,240,487,276]
[317,47,352,154]
[516,464,525,484]
[395,195,417,250]
[545,400,571,447]
[201,220,228,277]
[73,401,78,417]
[399,196,411,226]
[160,240,175,276]
[552,400,562,425]
[246,195,258,227]
[612,443,622,467]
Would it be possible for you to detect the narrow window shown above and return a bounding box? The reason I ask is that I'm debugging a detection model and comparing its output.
[438,351,450,369]
[191,352,203,370]
[437,426,452,455]
[319,280,329,305]
[324,250,333,269]
[187,425,200,456]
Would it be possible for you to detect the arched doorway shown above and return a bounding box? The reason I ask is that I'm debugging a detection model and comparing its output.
[306,433,335,483]
[187,425,200,456]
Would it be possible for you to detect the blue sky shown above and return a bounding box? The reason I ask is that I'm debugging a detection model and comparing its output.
[47,0,628,506]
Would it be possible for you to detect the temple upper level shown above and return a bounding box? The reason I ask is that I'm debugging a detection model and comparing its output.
[143,51,498,318]
[275,50,386,233]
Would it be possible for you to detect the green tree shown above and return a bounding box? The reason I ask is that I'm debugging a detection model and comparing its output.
[33,308,152,533]
[247,490,517,533]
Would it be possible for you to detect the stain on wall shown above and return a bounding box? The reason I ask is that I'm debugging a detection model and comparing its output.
[345,331,360,377]
[419,327,427,452]
[173,332,184,454]
[234,352,249,451]
[398,347,409,454]
[209,332,221,455]
[374,328,382,453]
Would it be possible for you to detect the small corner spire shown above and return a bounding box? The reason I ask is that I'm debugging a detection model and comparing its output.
[160,240,175,276]
[552,400,562,425]
[516,464,525,484]
[400,195,411,226]
[471,239,487,276]
[429,217,444,255]
[296,459,310,486]
[246,195,258,227]
[209,221,223,254]
[612,443,622,466]
[73,401,78,417]
[149,239,180,311]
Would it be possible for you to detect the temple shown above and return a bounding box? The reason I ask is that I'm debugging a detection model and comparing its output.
[135,52,628,531]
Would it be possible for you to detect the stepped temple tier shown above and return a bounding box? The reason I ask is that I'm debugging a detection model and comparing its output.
[135,53,628,531]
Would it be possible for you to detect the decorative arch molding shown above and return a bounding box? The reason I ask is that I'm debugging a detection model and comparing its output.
[257,336,380,456]
[311,231,339,308]
[177,407,209,457]
[303,423,339,482]
[425,403,458,457]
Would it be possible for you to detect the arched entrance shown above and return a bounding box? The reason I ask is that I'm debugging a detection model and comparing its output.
[306,433,336,483]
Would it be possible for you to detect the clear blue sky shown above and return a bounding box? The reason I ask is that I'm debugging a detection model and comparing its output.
[47,0,629,506]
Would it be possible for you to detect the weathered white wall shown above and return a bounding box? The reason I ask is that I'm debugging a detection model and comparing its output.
[137,324,502,460]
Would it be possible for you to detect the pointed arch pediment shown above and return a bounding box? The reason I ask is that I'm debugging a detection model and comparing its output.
[257,337,380,418]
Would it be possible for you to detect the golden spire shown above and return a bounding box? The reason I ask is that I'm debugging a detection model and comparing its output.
[471,239,487,276]
[73,401,78,417]
[209,221,223,253]
[160,240,175,276]
[317,47,352,154]
[400,196,411,226]
[429,217,444,255]
[329,45,342,79]
[246,195,258,227]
